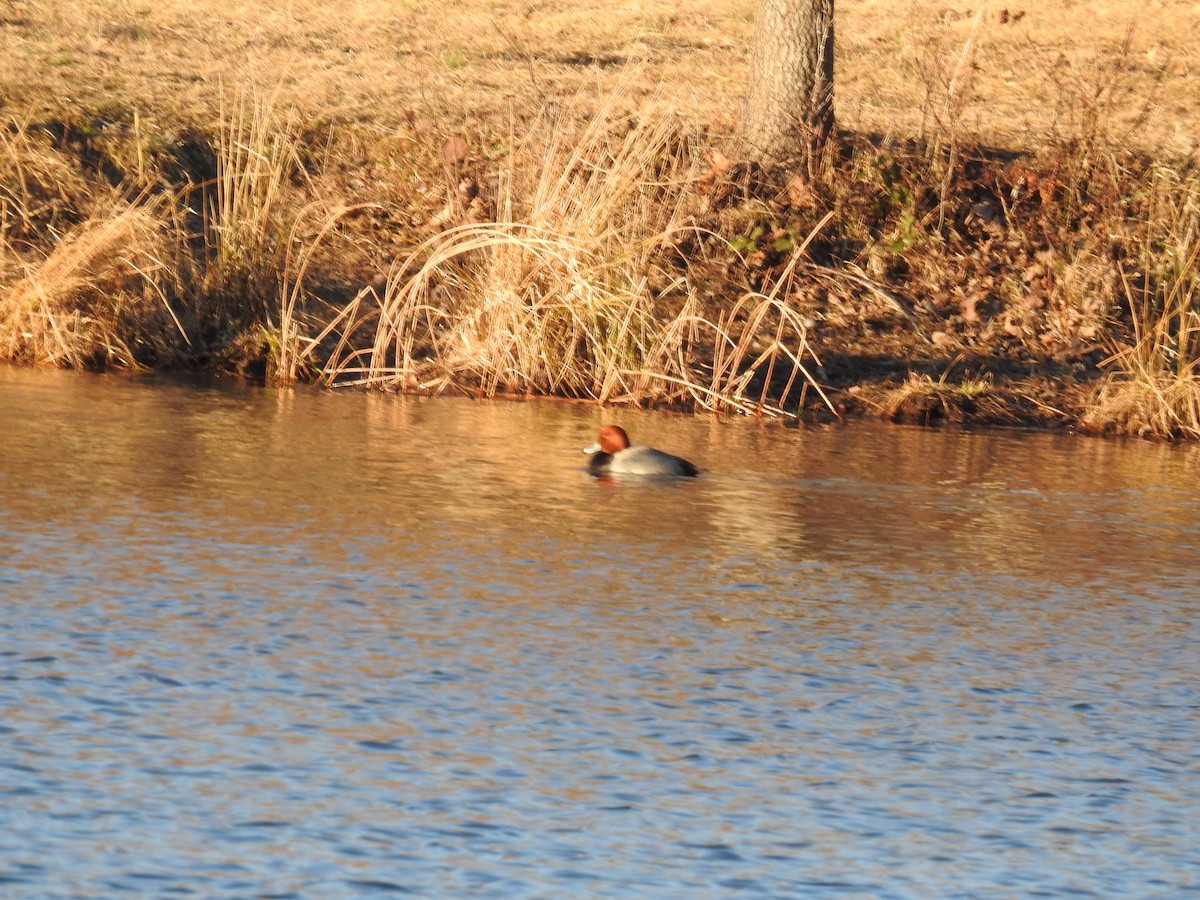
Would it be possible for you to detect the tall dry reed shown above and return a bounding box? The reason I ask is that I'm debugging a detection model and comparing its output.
[203,87,304,323]
[317,90,833,417]
[1085,165,1200,438]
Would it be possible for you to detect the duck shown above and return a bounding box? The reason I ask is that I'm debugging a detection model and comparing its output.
[583,425,699,477]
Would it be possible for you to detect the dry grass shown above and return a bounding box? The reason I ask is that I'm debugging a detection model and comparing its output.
[3,0,1200,430]
[203,88,304,321]
[2,1,1197,152]
[316,92,833,416]
[0,85,346,374]
[866,369,1005,425]
[320,91,696,396]
[0,199,179,367]
[0,116,94,244]
[1084,165,1200,438]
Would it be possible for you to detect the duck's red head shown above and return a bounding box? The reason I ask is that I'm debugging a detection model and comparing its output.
[596,425,631,454]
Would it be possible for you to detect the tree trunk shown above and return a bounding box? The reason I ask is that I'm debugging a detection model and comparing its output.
[739,0,835,164]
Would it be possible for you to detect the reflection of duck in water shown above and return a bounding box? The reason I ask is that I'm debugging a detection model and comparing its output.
[583,425,700,477]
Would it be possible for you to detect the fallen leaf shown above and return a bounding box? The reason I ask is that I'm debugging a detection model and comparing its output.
[710,149,733,173]
[440,135,470,171]
[786,174,814,208]
[696,148,734,195]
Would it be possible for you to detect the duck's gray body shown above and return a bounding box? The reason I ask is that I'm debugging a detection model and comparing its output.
[583,426,699,477]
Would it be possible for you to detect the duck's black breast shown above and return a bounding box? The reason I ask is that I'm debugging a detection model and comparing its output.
[587,451,615,475]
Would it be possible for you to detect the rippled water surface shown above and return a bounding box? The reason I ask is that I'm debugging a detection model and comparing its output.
[2,367,1198,898]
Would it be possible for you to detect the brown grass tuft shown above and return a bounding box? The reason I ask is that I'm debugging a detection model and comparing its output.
[315,90,832,417]
[201,87,306,322]
[0,201,180,368]
[868,370,1002,426]
[1084,165,1200,439]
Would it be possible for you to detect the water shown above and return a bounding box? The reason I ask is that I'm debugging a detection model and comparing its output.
[1,366,1198,898]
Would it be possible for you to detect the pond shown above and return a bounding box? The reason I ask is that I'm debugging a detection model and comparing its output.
[1,366,1198,897]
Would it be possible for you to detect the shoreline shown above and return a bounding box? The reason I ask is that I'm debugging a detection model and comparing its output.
[3,2,1198,439]
[0,114,1187,439]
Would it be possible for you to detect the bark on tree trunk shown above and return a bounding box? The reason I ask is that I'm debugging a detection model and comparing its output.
[738,0,835,164]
